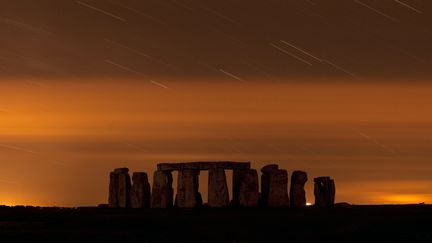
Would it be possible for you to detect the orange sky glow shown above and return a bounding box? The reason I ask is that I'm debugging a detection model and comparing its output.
[0,79,431,206]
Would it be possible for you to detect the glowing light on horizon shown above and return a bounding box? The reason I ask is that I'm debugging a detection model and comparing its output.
[379,194,431,204]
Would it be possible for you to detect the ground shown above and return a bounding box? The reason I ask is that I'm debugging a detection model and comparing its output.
[0,205,431,242]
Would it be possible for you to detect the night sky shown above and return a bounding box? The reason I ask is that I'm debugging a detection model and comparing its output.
[0,0,431,206]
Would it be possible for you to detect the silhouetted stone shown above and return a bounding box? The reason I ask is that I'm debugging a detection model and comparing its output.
[114,168,129,174]
[176,169,201,208]
[290,171,308,208]
[131,172,151,208]
[260,164,279,174]
[158,161,250,171]
[232,169,246,206]
[108,172,119,208]
[267,170,290,207]
[314,177,336,207]
[151,171,173,208]
[261,165,289,207]
[238,169,259,207]
[335,202,352,208]
[108,168,131,208]
[260,165,277,205]
[208,168,229,207]
[118,172,131,208]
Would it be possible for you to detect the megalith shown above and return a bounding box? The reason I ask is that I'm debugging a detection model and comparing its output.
[232,169,245,206]
[314,177,336,207]
[109,171,120,207]
[238,169,260,207]
[261,165,290,207]
[290,170,308,208]
[151,170,174,208]
[108,168,131,208]
[260,164,279,205]
[176,169,202,208]
[208,168,229,207]
[131,172,151,208]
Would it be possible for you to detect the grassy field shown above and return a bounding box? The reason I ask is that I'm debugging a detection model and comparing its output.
[0,205,431,242]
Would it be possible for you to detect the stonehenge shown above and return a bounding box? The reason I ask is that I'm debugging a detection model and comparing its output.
[314,177,336,207]
[108,162,336,209]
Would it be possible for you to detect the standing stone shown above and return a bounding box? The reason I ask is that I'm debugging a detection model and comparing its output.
[118,172,132,208]
[238,169,259,207]
[131,172,151,208]
[151,170,174,208]
[208,168,229,207]
[260,164,279,206]
[267,170,290,207]
[176,169,202,208]
[108,168,131,208]
[261,164,279,174]
[314,177,336,207]
[232,169,245,206]
[290,171,308,208]
[109,172,120,208]
[261,165,290,207]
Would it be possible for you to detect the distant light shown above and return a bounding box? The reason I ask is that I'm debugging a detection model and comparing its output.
[306,202,312,206]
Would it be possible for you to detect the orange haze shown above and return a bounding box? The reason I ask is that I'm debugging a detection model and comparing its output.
[0,79,431,206]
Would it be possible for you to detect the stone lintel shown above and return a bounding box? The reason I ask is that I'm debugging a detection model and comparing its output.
[157,161,250,171]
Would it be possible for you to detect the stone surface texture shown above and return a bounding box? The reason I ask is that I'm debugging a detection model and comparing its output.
[238,169,260,207]
[108,168,131,208]
[208,168,229,207]
[261,165,289,207]
[151,170,174,208]
[131,172,151,208]
[176,169,202,208]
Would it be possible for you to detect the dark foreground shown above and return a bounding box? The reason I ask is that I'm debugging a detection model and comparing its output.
[0,205,431,242]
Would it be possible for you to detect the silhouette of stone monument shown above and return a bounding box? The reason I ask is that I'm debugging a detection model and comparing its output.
[157,161,251,208]
[108,161,335,209]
